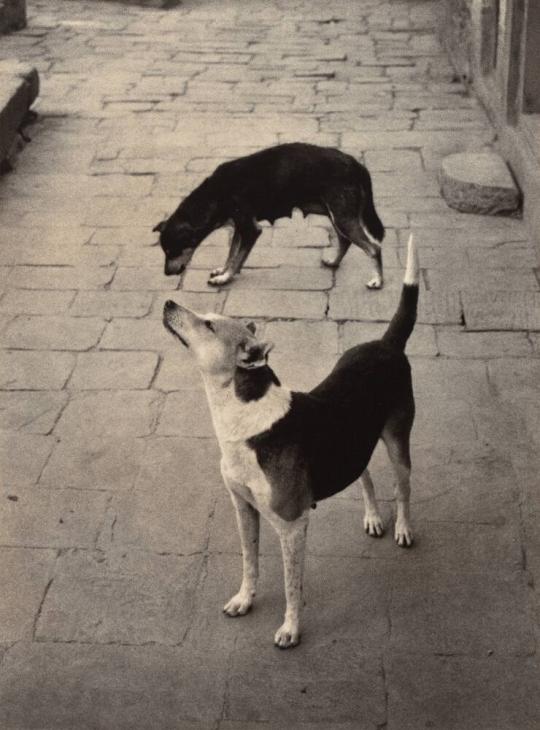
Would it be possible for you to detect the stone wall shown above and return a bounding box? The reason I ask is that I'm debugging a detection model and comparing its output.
[438,0,473,81]
[0,0,26,33]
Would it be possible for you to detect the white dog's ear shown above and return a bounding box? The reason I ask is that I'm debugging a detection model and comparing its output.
[237,340,274,369]
[246,321,257,335]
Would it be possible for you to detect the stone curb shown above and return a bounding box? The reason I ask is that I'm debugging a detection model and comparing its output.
[0,59,39,164]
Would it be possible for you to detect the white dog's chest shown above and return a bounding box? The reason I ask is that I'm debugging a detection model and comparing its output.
[220,441,272,508]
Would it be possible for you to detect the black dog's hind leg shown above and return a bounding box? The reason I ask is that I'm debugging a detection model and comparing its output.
[332,216,383,289]
[321,194,383,289]
[208,219,261,286]
[321,228,351,270]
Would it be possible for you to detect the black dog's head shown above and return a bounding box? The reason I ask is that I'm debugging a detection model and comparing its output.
[153,217,200,276]
[154,177,223,276]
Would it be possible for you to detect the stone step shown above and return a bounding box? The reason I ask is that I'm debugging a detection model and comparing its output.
[0,59,38,166]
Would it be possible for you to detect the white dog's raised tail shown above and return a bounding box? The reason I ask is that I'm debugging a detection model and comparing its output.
[403,233,420,286]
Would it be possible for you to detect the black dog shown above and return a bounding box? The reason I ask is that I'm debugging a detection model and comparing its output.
[153,142,385,289]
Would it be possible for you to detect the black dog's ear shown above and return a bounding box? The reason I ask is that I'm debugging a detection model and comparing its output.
[152,220,167,233]
[246,321,257,335]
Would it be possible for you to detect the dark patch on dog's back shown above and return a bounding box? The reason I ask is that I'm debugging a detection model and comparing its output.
[249,340,414,504]
[234,365,280,402]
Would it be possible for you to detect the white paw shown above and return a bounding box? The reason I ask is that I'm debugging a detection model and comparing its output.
[274,621,301,649]
[210,267,225,277]
[321,253,340,269]
[395,521,413,548]
[364,512,384,537]
[223,592,253,617]
[366,275,383,290]
[208,271,233,286]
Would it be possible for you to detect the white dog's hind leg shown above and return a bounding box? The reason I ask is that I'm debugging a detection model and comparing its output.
[382,429,414,547]
[361,469,384,537]
[223,490,260,616]
[271,511,309,649]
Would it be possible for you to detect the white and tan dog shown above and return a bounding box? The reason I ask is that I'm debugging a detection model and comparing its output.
[163,235,419,649]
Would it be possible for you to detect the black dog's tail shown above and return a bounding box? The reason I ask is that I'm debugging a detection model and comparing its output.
[361,172,384,242]
[382,235,419,351]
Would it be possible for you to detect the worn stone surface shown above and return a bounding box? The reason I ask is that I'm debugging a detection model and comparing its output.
[36,550,203,645]
[0,547,56,641]
[39,437,147,491]
[387,655,540,730]
[440,152,521,215]
[68,350,159,389]
[0,0,539,727]
[0,642,229,730]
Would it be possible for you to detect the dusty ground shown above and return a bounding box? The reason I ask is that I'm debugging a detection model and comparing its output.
[0,0,539,728]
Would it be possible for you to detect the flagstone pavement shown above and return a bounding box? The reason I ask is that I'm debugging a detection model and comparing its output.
[0,1,539,728]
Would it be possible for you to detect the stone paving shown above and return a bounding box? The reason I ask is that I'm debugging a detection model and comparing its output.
[0,0,539,727]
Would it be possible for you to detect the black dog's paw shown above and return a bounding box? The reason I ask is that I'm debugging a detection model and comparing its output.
[208,270,233,286]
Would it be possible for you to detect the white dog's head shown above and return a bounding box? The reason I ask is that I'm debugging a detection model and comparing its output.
[163,299,273,379]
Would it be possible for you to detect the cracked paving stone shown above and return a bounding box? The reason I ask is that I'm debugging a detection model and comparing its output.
[35,549,204,645]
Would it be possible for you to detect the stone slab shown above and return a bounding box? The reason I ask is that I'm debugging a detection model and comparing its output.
[462,291,540,331]
[152,352,204,391]
[440,152,521,215]
[182,266,332,292]
[2,315,106,350]
[40,437,147,491]
[340,322,438,356]
[0,486,108,548]
[264,320,339,355]
[386,654,540,730]
[8,265,115,291]
[0,547,56,641]
[0,288,76,315]
[99,317,180,352]
[226,638,385,726]
[224,289,327,319]
[0,350,74,389]
[0,391,68,433]
[112,437,221,554]
[0,642,228,730]
[156,390,214,437]
[70,291,154,319]
[0,432,55,487]
[436,328,533,358]
[329,288,462,324]
[54,391,162,438]
[36,550,203,645]
[68,351,158,389]
[389,569,534,656]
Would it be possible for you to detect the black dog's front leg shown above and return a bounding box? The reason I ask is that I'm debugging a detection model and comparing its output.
[208,218,261,286]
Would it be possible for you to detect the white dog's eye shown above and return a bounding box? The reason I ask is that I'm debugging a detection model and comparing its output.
[204,320,215,332]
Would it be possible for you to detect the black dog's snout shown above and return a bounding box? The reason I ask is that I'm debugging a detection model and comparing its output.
[164,300,176,311]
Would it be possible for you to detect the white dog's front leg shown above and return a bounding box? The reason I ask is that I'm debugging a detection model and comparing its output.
[223,489,260,617]
[272,511,309,649]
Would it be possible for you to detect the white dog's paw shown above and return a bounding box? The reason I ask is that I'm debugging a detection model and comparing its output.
[223,592,253,617]
[395,521,413,548]
[321,251,340,268]
[208,270,233,286]
[210,267,225,277]
[366,275,383,290]
[364,512,384,537]
[274,621,301,649]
